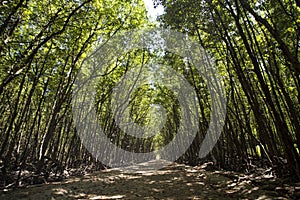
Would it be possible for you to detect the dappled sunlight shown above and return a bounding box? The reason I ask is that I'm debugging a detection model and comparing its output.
[89,195,125,199]
[0,0,299,199]
[1,160,296,199]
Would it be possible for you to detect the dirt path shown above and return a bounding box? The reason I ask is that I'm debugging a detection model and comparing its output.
[0,160,296,199]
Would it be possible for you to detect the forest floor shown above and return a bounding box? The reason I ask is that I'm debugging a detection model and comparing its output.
[1,160,299,200]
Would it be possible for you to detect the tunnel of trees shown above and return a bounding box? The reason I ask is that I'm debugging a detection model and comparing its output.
[0,0,299,189]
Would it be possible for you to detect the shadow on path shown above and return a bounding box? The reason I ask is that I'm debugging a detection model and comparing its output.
[0,160,294,199]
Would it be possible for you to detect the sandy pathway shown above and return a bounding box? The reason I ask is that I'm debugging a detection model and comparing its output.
[0,160,292,199]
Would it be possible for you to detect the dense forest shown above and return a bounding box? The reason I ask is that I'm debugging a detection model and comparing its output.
[0,0,299,196]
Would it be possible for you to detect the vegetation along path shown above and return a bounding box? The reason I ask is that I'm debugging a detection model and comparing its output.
[1,0,300,199]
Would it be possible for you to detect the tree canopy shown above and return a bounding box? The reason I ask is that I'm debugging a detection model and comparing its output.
[0,0,299,189]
